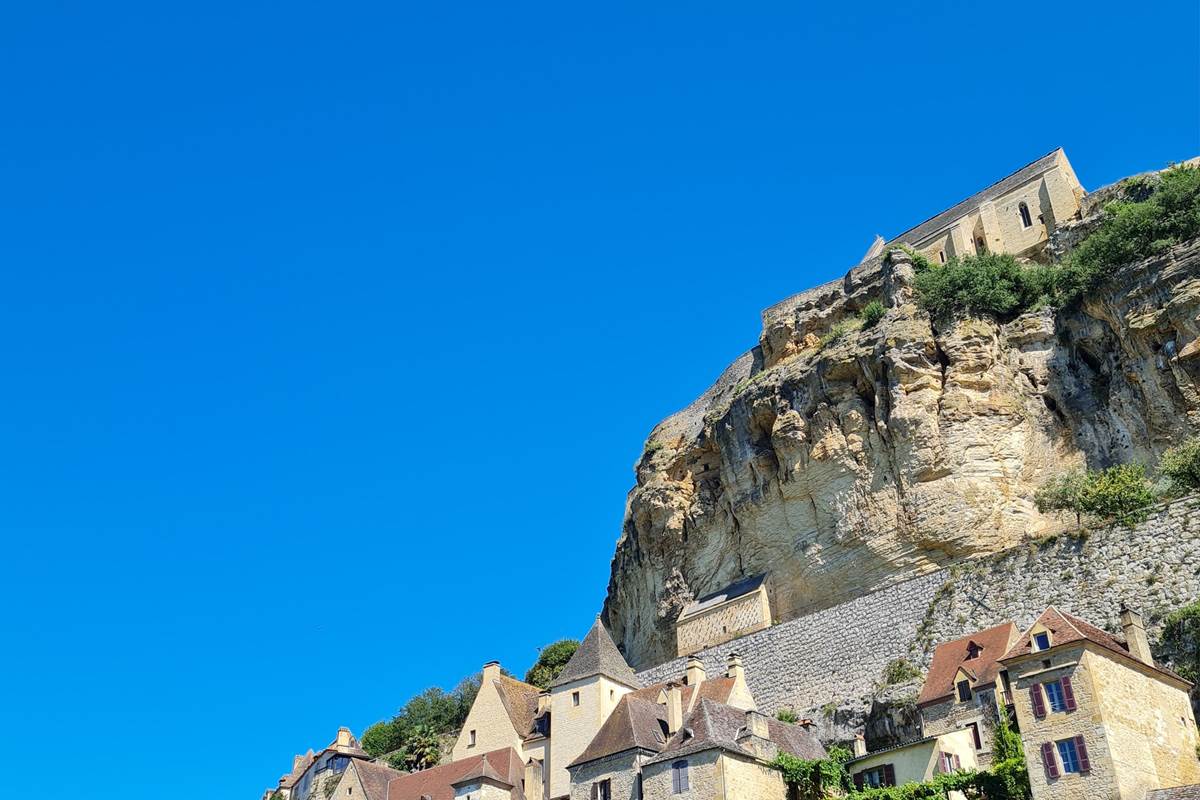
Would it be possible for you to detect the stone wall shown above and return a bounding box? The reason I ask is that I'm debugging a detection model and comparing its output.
[675,587,771,657]
[635,496,1200,743]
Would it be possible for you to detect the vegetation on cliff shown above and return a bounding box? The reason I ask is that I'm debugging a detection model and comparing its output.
[361,676,480,761]
[524,639,580,688]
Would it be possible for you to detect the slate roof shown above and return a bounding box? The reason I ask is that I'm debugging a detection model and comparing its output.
[917,622,1019,707]
[279,751,314,789]
[350,760,405,800]
[1148,785,1200,800]
[1001,606,1188,685]
[643,698,826,766]
[551,619,641,689]
[493,673,541,737]
[886,148,1064,247]
[386,748,525,800]
[568,694,671,767]
[677,574,767,621]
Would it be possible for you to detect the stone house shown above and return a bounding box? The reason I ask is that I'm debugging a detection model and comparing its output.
[1001,605,1200,800]
[844,729,978,793]
[917,621,1020,768]
[263,727,372,800]
[871,147,1085,265]
[385,747,528,800]
[674,575,772,658]
[452,661,542,763]
[326,759,404,800]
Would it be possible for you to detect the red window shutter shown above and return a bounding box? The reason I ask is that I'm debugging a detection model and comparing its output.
[1075,736,1091,772]
[1030,684,1046,719]
[1061,676,1077,711]
[1041,742,1059,779]
[883,764,896,787]
[853,772,864,790]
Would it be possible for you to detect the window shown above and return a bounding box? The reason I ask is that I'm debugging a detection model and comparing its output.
[854,765,896,789]
[1033,631,1051,651]
[1044,680,1066,711]
[637,773,644,800]
[671,760,690,793]
[610,689,615,701]
[965,642,982,660]
[468,729,477,747]
[937,250,946,263]
[938,752,962,773]
[594,778,611,800]
[956,679,972,702]
[572,691,581,707]
[1019,202,1033,228]
[1048,737,1090,775]
[967,722,982,750]
[347,789,352,796]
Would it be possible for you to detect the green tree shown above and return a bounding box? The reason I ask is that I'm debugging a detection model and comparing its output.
[1158,601,1200,685]
[388,725,442,772]
[913,252,1058,319]
[1035,464,1154,528]
[361,720,404,758]
[1034,470,1090,526]
[1160,436,1200,495]
[524,639,581,689]
[979,707,1032,800]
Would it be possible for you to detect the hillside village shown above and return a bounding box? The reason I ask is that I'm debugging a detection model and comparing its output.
[260,151,1200,800]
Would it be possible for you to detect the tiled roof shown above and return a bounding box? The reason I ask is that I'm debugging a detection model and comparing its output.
[551,619,640,689]
[1148,785,1200,800]
[350,760,405,800]
[644,698,825,766]
[493,674,541,737]
[886,148,1063,247]
[1001,606,1188,684]
[678,575,766,621]
[450,756,514,789]
[386,748,525,800]
[917,622,1018,707]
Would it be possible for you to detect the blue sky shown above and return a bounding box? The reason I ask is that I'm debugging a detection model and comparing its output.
[1,2,1196,798]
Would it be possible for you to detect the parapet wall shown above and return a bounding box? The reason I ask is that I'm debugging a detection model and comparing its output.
[636,496,1200,721]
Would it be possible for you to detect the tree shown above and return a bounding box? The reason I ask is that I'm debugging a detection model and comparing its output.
[525,639,581,689]
[1034,464,1154,528]
[1035,471,1090,526]
[1160,436,1200,495]
[361,720,404,758]
[979,707,1032,800]
[1158,601,1200,685]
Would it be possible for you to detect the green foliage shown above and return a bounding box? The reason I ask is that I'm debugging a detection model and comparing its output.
[981,707,1032,800]
[880,657,922,686]
[775,708,800,723]
[1058,164,1200,302]
[1158,600,1200,685]
[1035,464,1155,527]
[882,245,934,273]
[393,725,442,772]
[322,775,340,799]
[913,252,1059,319]
[525,639,581,689]
[847,771,981,800]
[1160,436,1200,495]
[361,674,481,758]
[362,720,405,758]
[773,746,852,800]
[859,300,886,329]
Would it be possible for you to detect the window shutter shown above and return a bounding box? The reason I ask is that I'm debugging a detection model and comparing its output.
[591,783,598,800]
[681,762,689,792]
[1074,736,1091,772]
[883,764,896,787]
[671,765,679,794]
[853,772,864,790]
[1041,742,1059,779]
[1061,676,1077,711]
[1030,684,1046,719]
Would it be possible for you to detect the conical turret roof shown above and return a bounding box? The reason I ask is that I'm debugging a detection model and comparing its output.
[550,618,641,689]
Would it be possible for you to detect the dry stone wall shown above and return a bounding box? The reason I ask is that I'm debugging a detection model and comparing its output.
[634,496,1200,742]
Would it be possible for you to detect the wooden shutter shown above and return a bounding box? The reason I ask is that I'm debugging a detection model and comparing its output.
[1041,742,1059,779]
[1061,676,1077,711]
[1074,736,1091,772]
[1030,683,1046,719]
[671,764,679,794]
[853,772,864,790]
[882,764,896,787]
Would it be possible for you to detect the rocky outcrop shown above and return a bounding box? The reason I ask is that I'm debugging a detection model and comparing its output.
[604,227,1200,669]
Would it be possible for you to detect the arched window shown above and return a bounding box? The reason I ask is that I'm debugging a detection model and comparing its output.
[1019,202,1033,228]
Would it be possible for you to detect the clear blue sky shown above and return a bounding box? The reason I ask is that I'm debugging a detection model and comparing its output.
[1,2,1196,797]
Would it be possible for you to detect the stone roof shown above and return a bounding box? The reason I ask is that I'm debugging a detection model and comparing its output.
[886,148,1064,247]
[677,574,766,621]
[450,756,514,789]
[493,673,541,737]
[350,760,405,800]
[1148,785,1200,800]
[1001,606,1188,685]
[643,698,825,766]
[386,747,525,800]
[279,751,315,788]
[551,619,641,689]
[568,695,670,767]
[917,622,1019,707]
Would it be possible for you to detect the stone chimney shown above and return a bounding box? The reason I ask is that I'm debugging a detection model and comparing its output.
[537,690,551,714]
[666,682,684,734]
[853,733,867,758]
[1120,604,1154,666]
[482,660,501,682]
[745,710,770,740]
[336,727,352,748]
[726,652,745,681]
[293,754,306,772]
[686,654,706,687]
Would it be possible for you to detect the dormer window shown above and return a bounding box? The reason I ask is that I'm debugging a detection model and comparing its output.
[965,642,982,660]
[1033,631,1052,651]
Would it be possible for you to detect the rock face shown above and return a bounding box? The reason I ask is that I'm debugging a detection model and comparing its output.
[604,227,1200,670]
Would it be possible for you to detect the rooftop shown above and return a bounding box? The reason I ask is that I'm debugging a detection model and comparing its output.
[677,574,767,621]
[551,618,640,689]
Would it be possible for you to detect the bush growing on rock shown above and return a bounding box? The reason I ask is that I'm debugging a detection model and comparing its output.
[859,300,886,329]
[913,252,1058,319]
[1160,436,1200,495]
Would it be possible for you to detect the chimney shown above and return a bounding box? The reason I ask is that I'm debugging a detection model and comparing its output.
[686,654,706,688]
[336,727,352,748]
[537,690,551,714]
[482,660,501,682]
[744,710,770,740]
[726,652,745,682]
[293,754,306,771]
[666,682,684,734]
[853,733,867,758]
[1120,604,1154,666]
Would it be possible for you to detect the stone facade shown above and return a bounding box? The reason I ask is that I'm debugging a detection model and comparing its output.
[548,676,635,799]
[1007,641,1200,800]
[637,496,1200,744]
[920,689,1001,768]
[452,663,530,762]
[568,751,644,800]
[848,728,978,789]
[640,750,788,800]
[675,582,771,657]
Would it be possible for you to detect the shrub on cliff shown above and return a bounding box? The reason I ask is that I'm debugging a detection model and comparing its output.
[1035,464,1155,527]
[859,300,886,329]
[1158,601,1200,685]
[913,252,1057,319]
[1160,436,1200,495]
[525,639,581,689]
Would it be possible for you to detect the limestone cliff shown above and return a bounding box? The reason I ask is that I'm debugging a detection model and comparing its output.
[603,195,1200,670]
